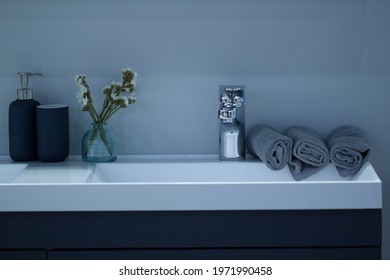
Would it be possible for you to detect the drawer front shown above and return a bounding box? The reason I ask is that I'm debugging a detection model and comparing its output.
[0,210,381,250]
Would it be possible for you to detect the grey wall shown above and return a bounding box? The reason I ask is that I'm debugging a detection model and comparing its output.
[1,0,389,258]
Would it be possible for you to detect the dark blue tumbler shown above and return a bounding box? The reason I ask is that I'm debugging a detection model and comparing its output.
[36,104,69,162]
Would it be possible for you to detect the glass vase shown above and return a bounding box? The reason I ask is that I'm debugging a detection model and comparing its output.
[82,123,117,162]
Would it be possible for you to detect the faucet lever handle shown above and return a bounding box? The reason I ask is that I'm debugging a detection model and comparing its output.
[223,87,244,106]
[224,87,244,96]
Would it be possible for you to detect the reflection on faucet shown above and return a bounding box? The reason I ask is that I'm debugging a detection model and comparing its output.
[219,85,245,161]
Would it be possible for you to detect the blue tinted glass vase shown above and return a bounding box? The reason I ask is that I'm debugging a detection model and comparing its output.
[82,123,117,162]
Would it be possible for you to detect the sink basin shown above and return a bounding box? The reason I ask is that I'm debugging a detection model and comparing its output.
[92,161,292,183]
[0,163,28,183]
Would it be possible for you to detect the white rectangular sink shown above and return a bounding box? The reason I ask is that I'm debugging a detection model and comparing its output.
[0,157,382,212]
[0,163,27,183]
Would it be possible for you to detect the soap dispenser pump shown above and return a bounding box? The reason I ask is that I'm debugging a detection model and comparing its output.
[9,72,42,161]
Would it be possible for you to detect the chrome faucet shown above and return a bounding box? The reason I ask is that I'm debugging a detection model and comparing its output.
[219,85,245,161]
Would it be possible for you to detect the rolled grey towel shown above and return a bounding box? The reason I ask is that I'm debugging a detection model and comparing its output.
[328,125,370,177]
[247,125,292,170]
[286,126,329,181]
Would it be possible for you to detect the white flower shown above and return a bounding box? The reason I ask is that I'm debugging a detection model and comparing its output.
[82,97,88,106]
[76,91,89,108]
[111,81,116,86]
[102,85,112,95]
[134,72,138,78]
[74,74,86,84]
[122,67,132,73]
[76,91,84,103]
[111,93,119,100]
[118,96,130,107]
[130,80,136,86]
[79,84,88,94]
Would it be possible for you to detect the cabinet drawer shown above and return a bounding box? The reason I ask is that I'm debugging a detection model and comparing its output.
[0,210,381,250]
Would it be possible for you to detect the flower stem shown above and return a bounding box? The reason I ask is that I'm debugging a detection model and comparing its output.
[105,106,121,122]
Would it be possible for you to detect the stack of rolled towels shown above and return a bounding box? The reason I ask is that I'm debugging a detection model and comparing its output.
[247,124,370,181]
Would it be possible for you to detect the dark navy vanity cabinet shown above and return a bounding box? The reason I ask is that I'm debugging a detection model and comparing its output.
[0,209,381,260]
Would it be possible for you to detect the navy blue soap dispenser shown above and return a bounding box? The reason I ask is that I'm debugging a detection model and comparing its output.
[9,72,42,161]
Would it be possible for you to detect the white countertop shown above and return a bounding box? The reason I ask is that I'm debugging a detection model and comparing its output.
[0,155,382,212]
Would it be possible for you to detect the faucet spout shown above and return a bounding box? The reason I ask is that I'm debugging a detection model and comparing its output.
[219,85,245,161]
